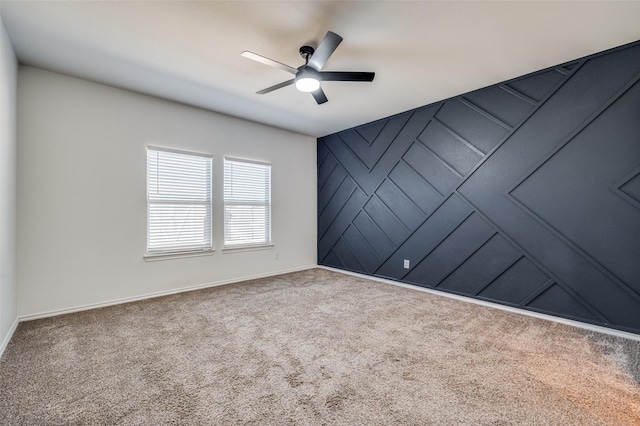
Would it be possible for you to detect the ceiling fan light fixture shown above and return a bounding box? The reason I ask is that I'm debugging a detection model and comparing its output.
[295,77,320,92]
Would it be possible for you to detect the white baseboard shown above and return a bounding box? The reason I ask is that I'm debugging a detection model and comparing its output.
[0,317,19,358]
[319,265,640,342]
[19,265,317,322]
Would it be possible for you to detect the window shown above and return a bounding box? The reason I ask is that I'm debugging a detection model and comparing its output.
[224,157,271,248]
[146,147,212,256]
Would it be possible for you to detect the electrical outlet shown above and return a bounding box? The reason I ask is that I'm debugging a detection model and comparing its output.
[403,259,410,269]
[274,252,279,260]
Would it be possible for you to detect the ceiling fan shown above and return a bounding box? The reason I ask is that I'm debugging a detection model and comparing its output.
[241,31,375,105]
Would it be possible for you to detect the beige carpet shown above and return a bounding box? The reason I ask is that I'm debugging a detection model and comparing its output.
[1,268,639,425]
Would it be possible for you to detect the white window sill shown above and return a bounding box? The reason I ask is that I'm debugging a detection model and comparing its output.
[222,243,273,254]
[144,249,215,262]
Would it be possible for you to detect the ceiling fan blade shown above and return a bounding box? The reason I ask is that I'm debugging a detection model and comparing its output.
[241,51,298,75]
[256,79,295,94]
[318,71,375,82]
[307,31,343,71]
[311,87,328,104]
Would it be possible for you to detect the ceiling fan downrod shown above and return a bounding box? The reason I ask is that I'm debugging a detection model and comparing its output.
[299,46,315,65]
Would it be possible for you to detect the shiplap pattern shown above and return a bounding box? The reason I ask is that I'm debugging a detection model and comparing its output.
[318,41,640,334]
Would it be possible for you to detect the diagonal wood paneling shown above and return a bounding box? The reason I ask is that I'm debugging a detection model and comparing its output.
[318,40,640,335]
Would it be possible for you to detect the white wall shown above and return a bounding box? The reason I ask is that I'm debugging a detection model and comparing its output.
[17,67,317,318]
[0,17,18,353]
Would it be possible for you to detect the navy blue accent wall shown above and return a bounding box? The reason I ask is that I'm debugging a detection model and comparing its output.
[317,41,640,334]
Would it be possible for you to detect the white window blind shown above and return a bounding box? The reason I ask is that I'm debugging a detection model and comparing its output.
[147,147,212,254]
[224,158,271,248]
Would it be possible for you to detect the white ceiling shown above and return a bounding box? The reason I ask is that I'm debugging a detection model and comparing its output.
[1,1,640,137]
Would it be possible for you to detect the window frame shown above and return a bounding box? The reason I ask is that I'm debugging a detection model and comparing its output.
[145,146,214,260]
[223,157,272,251]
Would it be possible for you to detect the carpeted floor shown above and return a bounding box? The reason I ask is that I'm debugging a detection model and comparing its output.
[1,268,639,425]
